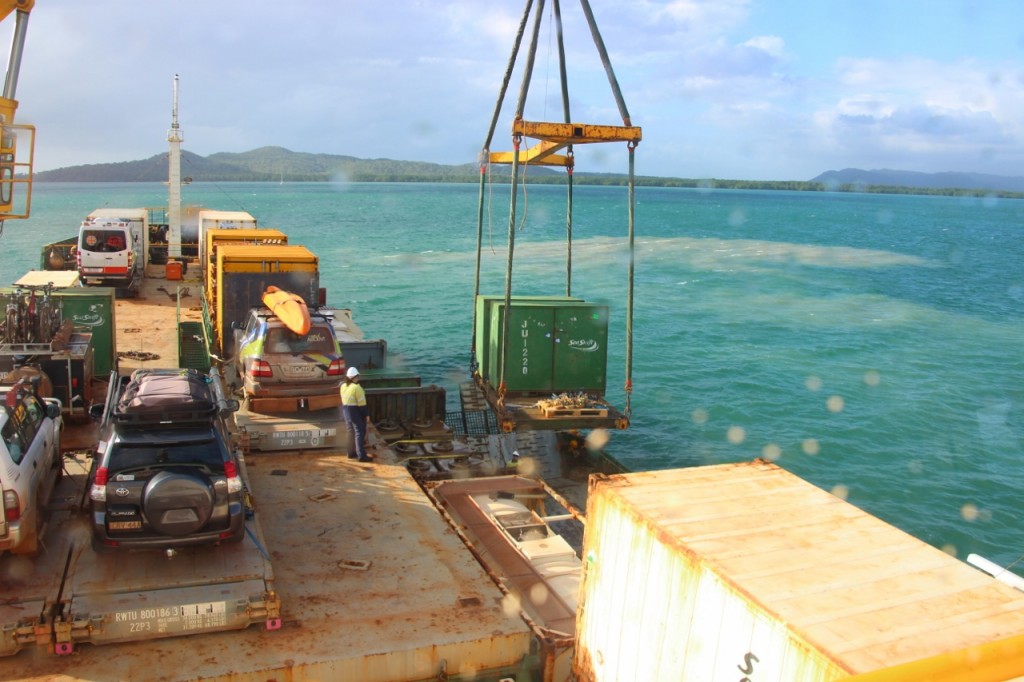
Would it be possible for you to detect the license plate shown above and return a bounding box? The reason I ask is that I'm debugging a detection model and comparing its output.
[109,520,142,530]
[283,365,318,376]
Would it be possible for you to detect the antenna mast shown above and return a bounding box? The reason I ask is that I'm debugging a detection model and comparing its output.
[167,74,183,259]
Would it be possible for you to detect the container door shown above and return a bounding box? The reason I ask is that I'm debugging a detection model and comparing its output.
[56,290,116,376]
[490,303,556,394]
[552,305,609,394]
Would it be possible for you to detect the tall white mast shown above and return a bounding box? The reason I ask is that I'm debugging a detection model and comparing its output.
[167,73,183,259]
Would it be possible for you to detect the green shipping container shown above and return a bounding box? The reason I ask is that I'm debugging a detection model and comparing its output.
[483,298,608,396]
[474,295,582,381]
[53,288,117,376]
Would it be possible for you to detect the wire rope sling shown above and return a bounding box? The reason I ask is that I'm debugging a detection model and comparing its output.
[469,0,640,433]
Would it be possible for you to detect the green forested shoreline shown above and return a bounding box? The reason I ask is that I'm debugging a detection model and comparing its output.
[33,146,1024,199]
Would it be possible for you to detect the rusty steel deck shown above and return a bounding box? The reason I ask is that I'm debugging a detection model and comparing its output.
[0,268,534,680]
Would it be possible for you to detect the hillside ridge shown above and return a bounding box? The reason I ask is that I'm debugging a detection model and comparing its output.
[33,147,1024,195]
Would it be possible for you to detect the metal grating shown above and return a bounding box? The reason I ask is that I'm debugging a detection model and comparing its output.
[445,409,498,437]
[177,321,211,372]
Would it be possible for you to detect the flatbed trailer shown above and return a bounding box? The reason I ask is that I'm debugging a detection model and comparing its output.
[0,447,280,658]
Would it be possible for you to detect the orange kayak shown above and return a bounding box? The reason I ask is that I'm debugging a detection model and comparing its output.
[262,285,311,335]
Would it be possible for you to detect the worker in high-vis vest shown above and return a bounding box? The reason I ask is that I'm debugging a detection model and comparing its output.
[341,366,371,462]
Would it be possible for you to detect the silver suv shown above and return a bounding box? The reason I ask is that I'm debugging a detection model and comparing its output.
[89,368,243,551]
[234,308,345,404]
[0,380,64,556]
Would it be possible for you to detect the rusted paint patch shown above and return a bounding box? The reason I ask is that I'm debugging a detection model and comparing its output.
[338,559,371,571]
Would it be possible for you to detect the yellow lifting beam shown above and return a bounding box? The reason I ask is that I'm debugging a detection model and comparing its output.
[488,121,642,166]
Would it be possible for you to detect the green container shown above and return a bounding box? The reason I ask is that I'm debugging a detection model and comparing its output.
[54,288,117,376]
[474,295,581,381]
[359,368,421,390]
[482,297,608,396]
[40,237,79,271]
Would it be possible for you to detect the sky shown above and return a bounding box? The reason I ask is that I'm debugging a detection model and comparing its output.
[6,0,1024,181]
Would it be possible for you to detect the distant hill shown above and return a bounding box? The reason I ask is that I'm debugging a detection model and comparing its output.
[812,168,1024,193]
[33,148,1024,196]
[34,146,556,183]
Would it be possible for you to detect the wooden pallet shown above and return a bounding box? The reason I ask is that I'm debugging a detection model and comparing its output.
[538,404,609,419]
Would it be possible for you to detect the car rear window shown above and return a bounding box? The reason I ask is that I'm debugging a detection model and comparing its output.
[265,325,335,354]
[108,439,226,472]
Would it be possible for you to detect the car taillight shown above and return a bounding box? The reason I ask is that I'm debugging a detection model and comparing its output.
[90,466,108,502]
[3,490,20,522]
[225,460,242,493]
[248,359,273,378]
[327,359,346,376]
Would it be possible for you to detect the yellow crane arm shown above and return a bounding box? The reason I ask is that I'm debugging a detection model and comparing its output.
[0,0,33,24]
[0,0,33,124]
[0,0,34,224]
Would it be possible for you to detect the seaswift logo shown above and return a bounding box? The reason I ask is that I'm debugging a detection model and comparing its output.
[568,339,600,352]
[72,313,104,327]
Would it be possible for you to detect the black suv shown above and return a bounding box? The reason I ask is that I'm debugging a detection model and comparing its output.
[89,368,244,551]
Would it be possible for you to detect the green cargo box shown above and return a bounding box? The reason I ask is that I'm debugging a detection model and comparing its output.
[40,236,79,271]
[474,295,582,382]
[339,339,387,371]
[0,286,117,378]
[358,368,421,390]
[479,296,608,396]
[56,288,118,376]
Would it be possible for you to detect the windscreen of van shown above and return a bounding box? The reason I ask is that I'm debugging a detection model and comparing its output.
[81,229,128,253]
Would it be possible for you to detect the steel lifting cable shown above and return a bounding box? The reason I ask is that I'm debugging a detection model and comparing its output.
[472,0,535,375]
[580,0,633,127]
[553,0,575,298]
[497,134,524,406]
[625,141,637,418]
[497,1,546,401]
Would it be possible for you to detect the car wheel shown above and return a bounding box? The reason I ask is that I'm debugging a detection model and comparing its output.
[143,471,215,537]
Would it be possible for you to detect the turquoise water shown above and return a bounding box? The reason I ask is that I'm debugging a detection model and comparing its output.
[5,181,1023,566]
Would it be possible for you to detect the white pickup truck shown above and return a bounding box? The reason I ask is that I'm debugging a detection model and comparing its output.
[0,381,63,556]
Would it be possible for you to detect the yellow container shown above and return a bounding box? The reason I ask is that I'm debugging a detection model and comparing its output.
[204,228,288,307]
[214,244,318,356]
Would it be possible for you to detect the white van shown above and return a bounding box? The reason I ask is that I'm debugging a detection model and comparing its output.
[77,208,147,296]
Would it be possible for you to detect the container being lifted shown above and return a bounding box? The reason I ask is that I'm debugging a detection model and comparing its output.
[574,461,1024,682]
[470,0,641,433]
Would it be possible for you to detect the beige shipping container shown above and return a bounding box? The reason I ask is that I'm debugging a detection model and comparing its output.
[575,461,1024,682]
[196,209,258,267]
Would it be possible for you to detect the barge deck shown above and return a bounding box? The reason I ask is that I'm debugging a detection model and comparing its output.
[0,267,536,680]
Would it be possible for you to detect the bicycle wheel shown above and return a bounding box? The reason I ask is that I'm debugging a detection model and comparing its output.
[5,307,18,344]
[37,306,52,342]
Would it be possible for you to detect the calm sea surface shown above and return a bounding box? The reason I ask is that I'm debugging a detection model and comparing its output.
[4,181,1023,566]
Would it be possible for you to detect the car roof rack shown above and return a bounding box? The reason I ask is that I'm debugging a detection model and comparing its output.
[254,306,334,322]
[110,368,232,426]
